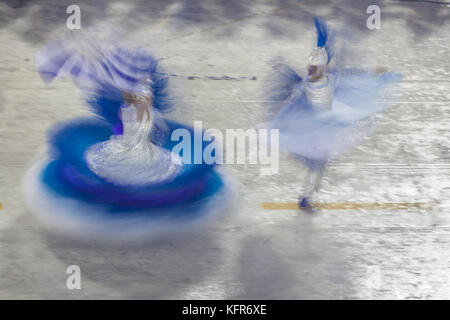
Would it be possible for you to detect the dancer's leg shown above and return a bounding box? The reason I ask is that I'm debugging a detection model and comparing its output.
[299,159,327,208]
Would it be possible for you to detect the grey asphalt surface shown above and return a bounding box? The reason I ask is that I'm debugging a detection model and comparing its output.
[0,0,449,299]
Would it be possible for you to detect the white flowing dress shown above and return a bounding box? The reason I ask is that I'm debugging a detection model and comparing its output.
[85,104,183,186]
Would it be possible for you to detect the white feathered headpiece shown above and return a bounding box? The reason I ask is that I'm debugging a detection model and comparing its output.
[308,47,328,66]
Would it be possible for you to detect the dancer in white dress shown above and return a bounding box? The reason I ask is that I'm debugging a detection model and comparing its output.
[24,32,233,239]
[85,84,182,187]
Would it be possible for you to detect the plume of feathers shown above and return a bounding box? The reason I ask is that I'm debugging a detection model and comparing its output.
[314,16,335,64]
[265,61,303,112]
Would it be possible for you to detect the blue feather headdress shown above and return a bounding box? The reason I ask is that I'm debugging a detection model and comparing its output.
[313,17,335,64]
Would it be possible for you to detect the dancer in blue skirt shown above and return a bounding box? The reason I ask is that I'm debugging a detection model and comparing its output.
[25,33,233,239]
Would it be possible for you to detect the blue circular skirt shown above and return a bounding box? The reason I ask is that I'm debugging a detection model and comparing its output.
[25,117,232,235]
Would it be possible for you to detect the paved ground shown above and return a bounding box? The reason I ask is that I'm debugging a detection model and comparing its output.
[0,0,449,299]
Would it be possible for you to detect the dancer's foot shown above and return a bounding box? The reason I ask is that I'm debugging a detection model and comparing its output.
[299,197,311,209]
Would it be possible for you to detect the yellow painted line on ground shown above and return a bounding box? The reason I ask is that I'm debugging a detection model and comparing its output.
[261,202,434,210]
[0,203,2,210]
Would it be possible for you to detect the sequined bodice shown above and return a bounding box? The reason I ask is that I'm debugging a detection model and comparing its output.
[305,75,333,111]
[84,103,182,186]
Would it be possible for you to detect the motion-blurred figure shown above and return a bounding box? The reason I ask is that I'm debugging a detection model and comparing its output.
[265,18,401,208]
[24,32,233,239]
